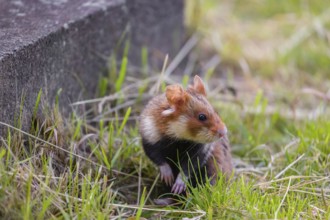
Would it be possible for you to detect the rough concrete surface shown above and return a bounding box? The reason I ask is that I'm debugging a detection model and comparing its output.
[0,0,184,133]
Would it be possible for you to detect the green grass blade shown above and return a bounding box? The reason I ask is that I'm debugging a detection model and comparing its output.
[118,107,131,135]
[135,187,147,220]
[115,57,128,92]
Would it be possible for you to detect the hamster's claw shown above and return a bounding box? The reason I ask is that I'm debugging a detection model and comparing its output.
[159,163,174,186]
[171,174,186,194]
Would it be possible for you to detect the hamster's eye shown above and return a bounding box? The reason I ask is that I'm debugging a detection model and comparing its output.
[198,114,207,121]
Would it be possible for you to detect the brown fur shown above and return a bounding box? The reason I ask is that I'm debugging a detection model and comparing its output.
[139,75,233,185]
[140,76,228,140]
[207,136,233,184]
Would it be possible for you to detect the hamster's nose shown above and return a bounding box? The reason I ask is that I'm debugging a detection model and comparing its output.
[217,126,227,137]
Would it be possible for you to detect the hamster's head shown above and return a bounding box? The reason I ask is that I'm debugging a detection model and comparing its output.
[162,75,227,143]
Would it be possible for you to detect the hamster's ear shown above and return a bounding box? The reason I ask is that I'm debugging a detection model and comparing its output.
[165,84,188,107]
[191,75,206,96]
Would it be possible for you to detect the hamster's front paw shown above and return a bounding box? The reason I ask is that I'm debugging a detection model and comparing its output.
[171,174,186,194]
[159,163,174,186]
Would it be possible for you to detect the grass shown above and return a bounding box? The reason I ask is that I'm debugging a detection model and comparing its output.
[1,0,330,219]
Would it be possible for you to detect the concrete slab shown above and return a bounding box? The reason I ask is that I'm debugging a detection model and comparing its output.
[0,0,184,132]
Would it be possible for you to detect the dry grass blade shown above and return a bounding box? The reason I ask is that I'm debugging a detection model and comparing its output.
[278,7,330,55]
[301,88,330,102]
[164,34,199,77]
[107,203,206,216]
[274,177,292,219]
[150,54,168,94]
[257,176,329,186]
[274,154,305,179]
[0,121,108,171]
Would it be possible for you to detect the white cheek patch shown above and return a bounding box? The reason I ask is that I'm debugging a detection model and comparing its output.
[162,108,175,116]
[140,116,161,144]
[167,115,190,139]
